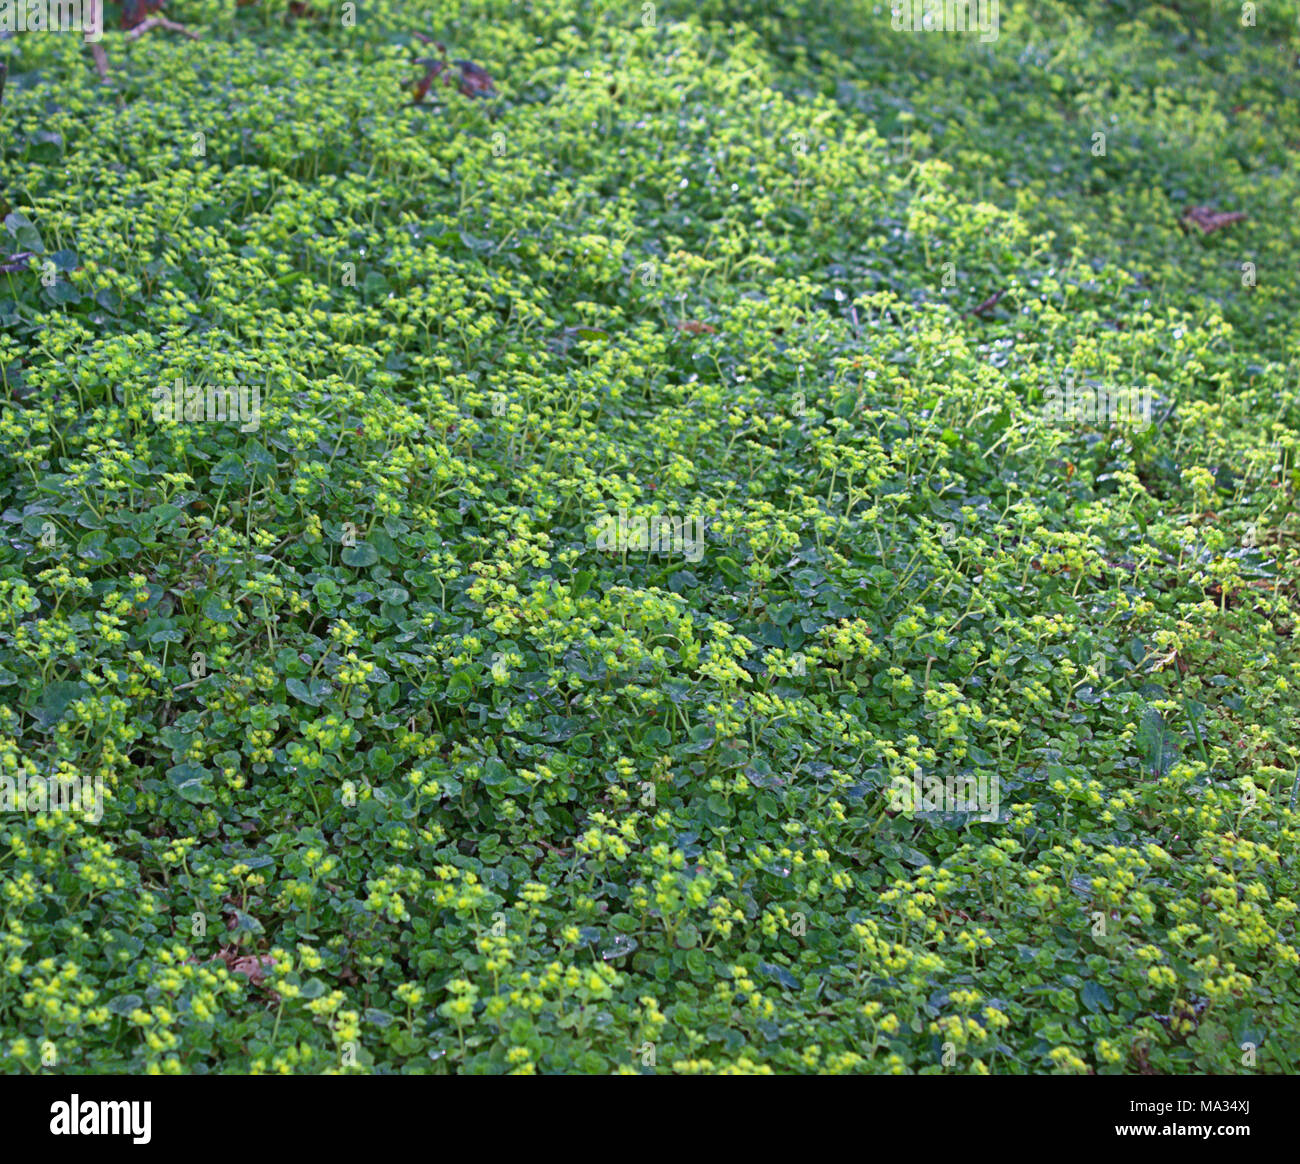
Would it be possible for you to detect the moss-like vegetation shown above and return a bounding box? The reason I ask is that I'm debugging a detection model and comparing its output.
[0,0,1297,1073]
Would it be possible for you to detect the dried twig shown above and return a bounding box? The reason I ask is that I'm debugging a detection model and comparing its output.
[963,288,1006,318]
[83,1,109,79]
[127,16,200,41]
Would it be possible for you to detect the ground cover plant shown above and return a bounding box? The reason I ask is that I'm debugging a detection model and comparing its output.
[0,0,1298,1075]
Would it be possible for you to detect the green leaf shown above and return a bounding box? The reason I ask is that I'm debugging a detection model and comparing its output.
[4,211,45,253]
[342,542,379,567]
[286,677,322,706]
[1081,981,1112,1014]
[202,594,237,623]
[34,681,87,729]
[226,909,264,936]
[1136,706,1179,776]
[166,763,215,804]
[759,961,800,990]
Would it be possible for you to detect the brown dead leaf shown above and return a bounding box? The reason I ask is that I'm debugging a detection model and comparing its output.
[454,60,496,98]
[409,39,495,103]
[1180,205,1247,235]
[412,58,449,104]
[963,288,1006,318]
[228,953,276,986]
[675,320,717,335]
[187,945,275,985]
[190,945,278,997]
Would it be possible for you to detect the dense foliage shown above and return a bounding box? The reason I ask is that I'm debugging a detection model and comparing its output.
[1,0,1297,1074]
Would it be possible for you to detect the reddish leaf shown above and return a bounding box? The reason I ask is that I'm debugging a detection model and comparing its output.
[412,58,449,103]
[1180,205,1247,235]
[455,59,496,98]
[408,39,493,103]
[121,0,166,30]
